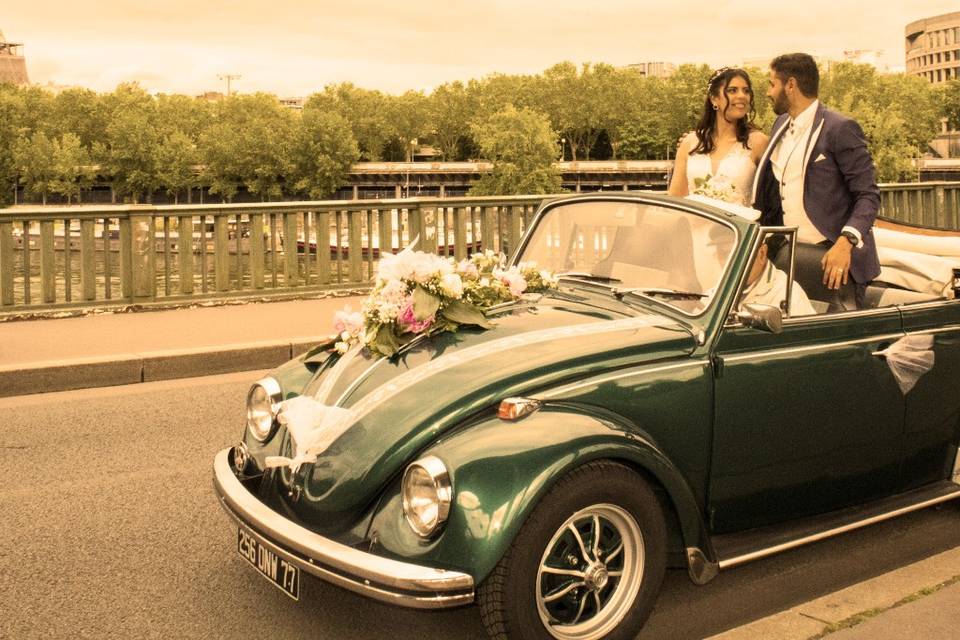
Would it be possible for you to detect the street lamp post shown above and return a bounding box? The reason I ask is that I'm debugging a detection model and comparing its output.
[560,137,566,161]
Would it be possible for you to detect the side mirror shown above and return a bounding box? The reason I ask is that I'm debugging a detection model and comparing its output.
[737,303,783,334]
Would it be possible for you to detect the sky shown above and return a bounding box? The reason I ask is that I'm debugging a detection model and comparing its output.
[3,1,958,97]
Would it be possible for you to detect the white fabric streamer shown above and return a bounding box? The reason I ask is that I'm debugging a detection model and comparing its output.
[874,334,935,395]
[264,395,357,471]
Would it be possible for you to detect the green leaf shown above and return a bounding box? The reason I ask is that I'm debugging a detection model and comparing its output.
[442,300,493,329]
[370,323,402,358]
[303,338,336,363]
[413,286,440,321]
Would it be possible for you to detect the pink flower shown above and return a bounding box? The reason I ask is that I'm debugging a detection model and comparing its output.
[498,268,527,296]
[398,300,434,334]
[333,306,364,335]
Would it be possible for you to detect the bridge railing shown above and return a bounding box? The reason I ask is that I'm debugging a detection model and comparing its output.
[877,181,960,229]
[0,195,543,314]
[1,184,958,315]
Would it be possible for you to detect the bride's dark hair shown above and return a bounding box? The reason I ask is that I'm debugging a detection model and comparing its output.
[692,67,757,155]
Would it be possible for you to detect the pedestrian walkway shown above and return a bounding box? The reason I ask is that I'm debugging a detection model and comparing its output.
[0,293,366,397]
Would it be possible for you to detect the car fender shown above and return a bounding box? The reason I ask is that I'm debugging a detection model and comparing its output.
[368,405,713,585]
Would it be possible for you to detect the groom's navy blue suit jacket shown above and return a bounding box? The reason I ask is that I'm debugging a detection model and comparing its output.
[752,103,881,284]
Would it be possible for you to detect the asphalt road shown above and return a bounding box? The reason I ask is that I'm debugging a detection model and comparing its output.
[1,373,958,640]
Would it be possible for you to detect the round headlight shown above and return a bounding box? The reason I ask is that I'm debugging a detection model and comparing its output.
[246,377,282,442]
[402,456,452,538]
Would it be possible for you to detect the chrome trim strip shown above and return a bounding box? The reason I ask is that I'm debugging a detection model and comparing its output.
[212,449,475,609]
[718,487,960,570]
[908,326,960,336]
[781,306,899,324]
[721,332,906,363]
[536,360,706,399]
[898,299,960,311]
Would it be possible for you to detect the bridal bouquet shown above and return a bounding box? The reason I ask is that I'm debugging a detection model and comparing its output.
[691,173,739,204]
[314,248,559,358]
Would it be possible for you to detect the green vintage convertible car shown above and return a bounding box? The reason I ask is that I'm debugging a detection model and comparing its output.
[213,193,960,640]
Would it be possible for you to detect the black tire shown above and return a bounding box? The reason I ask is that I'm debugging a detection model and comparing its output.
[478,461,668,640]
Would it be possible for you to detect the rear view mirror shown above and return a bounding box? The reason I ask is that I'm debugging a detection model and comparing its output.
[737,303,783,334]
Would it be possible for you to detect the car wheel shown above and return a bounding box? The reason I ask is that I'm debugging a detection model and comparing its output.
[478,461,667,640]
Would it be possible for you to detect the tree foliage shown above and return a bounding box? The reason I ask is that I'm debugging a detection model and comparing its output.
[291,110,359,199]
[469,105,563,196]
[0,59,954,206]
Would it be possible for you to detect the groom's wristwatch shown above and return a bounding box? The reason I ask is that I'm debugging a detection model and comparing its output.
[841,231,858,247]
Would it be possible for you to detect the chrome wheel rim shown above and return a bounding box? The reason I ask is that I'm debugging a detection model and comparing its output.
[536,503,644,640]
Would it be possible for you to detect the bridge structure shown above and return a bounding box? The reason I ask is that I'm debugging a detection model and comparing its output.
[343,160,672,200]
[1,183,959,317]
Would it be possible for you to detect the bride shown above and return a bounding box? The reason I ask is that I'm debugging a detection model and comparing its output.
[668,67,769,206]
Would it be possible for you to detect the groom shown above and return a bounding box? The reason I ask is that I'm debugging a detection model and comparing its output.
[752,53,880,308]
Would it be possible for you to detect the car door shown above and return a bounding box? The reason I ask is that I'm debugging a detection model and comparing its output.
[708,309,906,534]
[896,299,960,490]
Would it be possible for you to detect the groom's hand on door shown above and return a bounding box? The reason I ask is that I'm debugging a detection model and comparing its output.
[821,241,852,289]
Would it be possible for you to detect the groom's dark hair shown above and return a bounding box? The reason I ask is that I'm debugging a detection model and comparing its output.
[770,53,819,97]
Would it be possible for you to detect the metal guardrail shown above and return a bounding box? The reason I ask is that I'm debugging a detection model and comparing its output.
[1,184,958,315]
[877,182,960,230]
[0,195,544,314]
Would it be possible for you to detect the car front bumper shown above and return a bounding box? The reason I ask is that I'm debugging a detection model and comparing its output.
[212,448,475,609]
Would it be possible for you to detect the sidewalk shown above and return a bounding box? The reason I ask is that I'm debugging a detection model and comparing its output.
[0,293,366,398]
[708,542,960,640]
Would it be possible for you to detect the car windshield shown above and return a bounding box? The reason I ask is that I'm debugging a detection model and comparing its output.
[518,200,737,314]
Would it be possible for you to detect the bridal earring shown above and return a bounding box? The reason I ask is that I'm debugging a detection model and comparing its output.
[712,104,719,111]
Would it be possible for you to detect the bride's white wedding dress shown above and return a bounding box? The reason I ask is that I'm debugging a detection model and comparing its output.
[685,139,757,207]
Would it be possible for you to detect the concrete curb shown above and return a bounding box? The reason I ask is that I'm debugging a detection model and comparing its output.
[707,544,960,640]
[0,336,330,398]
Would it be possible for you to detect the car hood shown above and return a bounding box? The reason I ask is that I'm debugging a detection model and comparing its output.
[275,290,697,530]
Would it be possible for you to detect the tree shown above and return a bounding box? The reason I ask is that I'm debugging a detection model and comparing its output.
[820,63,940,181]
[469,105,563,196]
[428,81,476,160]
[50,133,94,203]
[291,110,359,199]
[50,88,105,150]
[156,131,199,204]
[384,91,431,161]
[939,80,960,131]
[304,84,392,161]
[101,83,160,203]
[0,85,26,205]
[13,131,57,204]
[200,93,296,202]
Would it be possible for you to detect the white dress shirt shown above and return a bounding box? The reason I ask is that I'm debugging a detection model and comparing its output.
[770,100,825,244]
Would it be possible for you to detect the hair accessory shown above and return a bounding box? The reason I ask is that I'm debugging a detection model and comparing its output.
[707,66,737,90]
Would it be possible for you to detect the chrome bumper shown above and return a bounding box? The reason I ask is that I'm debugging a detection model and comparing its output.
[212,448,475,609]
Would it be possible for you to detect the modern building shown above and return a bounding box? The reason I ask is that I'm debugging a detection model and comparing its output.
[0,29,29,85]
[624,62,676,78]
[905,11,960,84]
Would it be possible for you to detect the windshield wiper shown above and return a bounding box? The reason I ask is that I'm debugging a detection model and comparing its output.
[613,287,707,300]
[557,272,622,283]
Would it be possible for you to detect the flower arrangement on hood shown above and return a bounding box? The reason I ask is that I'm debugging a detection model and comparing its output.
[315,248,559,358]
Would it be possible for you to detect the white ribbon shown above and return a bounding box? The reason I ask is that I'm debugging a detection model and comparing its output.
[264,395,357,472]
[874,334,935,395]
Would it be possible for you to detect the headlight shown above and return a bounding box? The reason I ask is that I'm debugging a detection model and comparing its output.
[246,377,283,442]
[402,456,453,538]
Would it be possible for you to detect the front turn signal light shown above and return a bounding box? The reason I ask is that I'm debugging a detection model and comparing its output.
[497,397,542,421]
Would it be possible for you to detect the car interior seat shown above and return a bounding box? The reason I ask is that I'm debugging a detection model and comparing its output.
[772,242,858,313]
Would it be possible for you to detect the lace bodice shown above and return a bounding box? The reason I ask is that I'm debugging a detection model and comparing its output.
[685,139,757,206]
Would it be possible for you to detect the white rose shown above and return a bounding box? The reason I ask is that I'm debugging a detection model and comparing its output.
[439,273,464,298]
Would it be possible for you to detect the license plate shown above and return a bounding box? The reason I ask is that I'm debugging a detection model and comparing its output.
[237,526,300,601]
